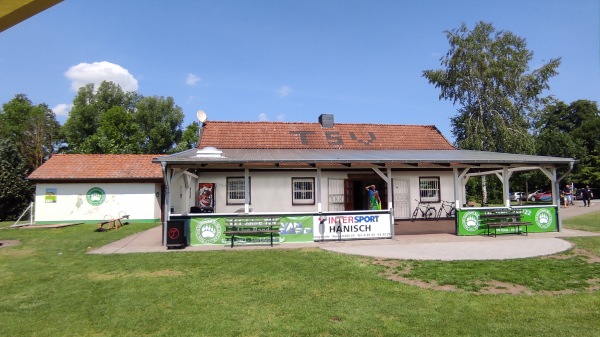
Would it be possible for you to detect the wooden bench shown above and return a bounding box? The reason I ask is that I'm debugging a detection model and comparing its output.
[224,217,280,248]
[480,211,531,237]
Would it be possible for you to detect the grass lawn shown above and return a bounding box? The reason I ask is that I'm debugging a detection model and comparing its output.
[0,215,599,337]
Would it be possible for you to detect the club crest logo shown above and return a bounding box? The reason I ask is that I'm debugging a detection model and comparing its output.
[461,211,480,232]
[195,218,222,244]
[86,187,106,206]
[535,209,553,229]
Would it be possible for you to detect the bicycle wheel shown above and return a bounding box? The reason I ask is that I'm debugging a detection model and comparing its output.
[411,208,419,221]
[449,206,456,218]
[425,207,436,220]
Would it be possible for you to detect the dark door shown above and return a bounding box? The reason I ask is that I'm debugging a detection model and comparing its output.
[344,179,354,210]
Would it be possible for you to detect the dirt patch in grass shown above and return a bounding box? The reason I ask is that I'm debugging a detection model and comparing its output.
[372,259,460,292]
[542,247,600,263]
[0,240,20,248]
[478,280,534,295]
[369,243,600,295]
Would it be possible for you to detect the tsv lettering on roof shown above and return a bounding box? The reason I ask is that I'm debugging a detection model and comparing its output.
[290,131,376,146]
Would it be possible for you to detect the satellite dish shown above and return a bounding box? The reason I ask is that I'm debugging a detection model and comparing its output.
[196,110,207,123]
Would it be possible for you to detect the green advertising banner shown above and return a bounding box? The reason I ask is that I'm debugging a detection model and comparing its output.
[189,217,227,245]
[457,207,557,236]
[278,215,314,243]
[189,215,314,246]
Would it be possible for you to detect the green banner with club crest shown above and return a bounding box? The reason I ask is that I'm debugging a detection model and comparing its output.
[187,215,314,246]
[457,207,557,236]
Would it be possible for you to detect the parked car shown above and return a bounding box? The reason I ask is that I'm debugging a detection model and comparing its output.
[527,189,544,201]
[535,191,553,202]
[575,188,600,200]
[509,192,525,201]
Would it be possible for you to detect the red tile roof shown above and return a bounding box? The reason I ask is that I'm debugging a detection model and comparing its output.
[198,121,455,150]
[27,154,164,182]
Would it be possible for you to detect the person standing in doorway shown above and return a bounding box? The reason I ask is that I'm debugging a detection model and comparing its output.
[366,184,381,210]
[580,185,593,207]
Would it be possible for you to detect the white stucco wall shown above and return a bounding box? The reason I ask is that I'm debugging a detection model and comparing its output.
[396,170,455,211]
[168,173,198,214]
[34,182,162,224]
[196,170,321,213]
[193,169,456,219]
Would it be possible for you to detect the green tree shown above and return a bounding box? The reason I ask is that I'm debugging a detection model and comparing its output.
[536,100,600,186]
[0,94,60,171]
[133,96,184,154]
[533,99,600,187]
[532,98,585,159]
[76,106,144,154]
[61,81,139,153]
[62,82,184,154]
[569,100,600,155]
[423,21,560,154]
[0,139,33,221]
[169,122,200,153]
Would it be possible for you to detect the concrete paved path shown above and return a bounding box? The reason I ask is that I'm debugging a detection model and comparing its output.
[89,203,600,260]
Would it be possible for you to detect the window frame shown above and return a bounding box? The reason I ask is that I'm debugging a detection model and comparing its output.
[291,177,316,205]
[226,176,250,205]
[419,176,440,203]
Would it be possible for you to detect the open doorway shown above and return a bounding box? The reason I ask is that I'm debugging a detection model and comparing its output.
[346,175,387,210]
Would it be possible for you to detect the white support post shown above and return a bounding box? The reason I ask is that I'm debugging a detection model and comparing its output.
[316,168,322,213]
[458,168,470,207]
[244,168,250,214]
[386,167,393,210]
[161,162,170,246]
[502,167,511,207]
[387,167,394,238]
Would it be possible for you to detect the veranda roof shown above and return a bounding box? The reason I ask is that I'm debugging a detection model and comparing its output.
[153,148,576,169]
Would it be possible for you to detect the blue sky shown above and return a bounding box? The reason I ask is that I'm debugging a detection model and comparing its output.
[0,0,598,142]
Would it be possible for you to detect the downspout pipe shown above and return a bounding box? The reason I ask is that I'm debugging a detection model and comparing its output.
[161,162,170,246]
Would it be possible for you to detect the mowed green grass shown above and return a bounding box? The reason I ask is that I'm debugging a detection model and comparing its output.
[0,215,599,337]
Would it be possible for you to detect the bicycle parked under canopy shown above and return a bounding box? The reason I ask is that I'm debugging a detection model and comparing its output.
[411,199,437,221]
[437,200,456,220]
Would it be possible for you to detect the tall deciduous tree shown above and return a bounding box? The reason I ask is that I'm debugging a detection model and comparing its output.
[61,81,139,153]
[169,121,200,154]
[0,94,60,171]
[76,106,145,154]
[133,96,184,154]
[61,81,184,154]
[533,99,600,187]
[423,21,560,154]
[532,98,585,159]
[0,139,33,221]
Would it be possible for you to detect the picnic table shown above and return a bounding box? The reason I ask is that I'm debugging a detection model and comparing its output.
[480,211,531,237]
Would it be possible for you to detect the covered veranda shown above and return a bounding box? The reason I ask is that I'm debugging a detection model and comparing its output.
[154,148,577,244]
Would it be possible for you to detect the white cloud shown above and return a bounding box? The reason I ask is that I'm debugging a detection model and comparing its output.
[257,113,285,122]
[65,61,138,92]
[51,103,72,117]
[276,86,292,97]
[186,73,201,86]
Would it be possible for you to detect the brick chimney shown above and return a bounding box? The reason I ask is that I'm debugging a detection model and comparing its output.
[319,114,334,128]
